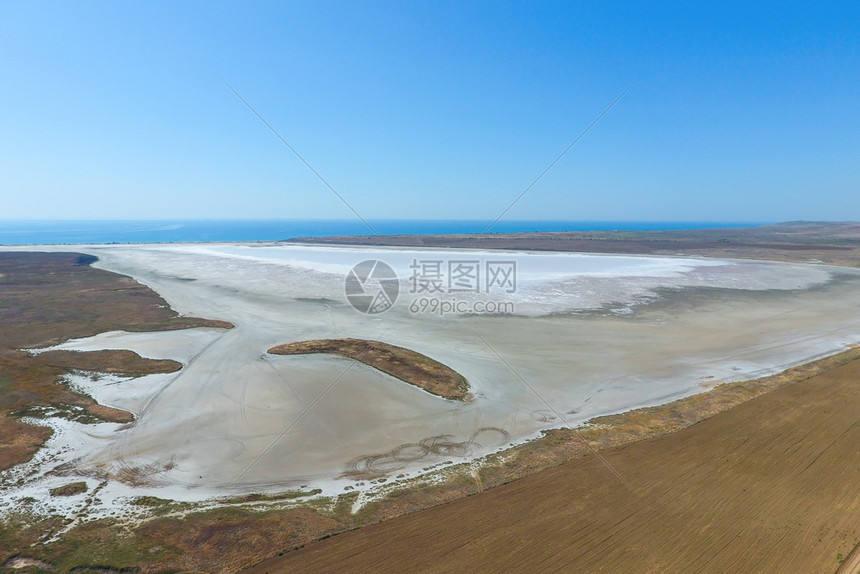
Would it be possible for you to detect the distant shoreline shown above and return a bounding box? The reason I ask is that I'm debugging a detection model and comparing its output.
[285,221,860,267]
[0,219,771,246]
[3,221,859,268]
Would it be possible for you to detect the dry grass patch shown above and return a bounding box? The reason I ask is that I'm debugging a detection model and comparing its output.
[49,482,88,497]
[269,338,469,400]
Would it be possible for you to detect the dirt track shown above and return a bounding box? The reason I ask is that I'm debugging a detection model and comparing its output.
[248,358,860,574]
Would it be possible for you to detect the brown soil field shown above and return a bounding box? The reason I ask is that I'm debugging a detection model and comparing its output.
[248,356,860,574]
[286,221,860,268]
[0,251,231,470]
[836,541,860,574]
[269,338,469,400]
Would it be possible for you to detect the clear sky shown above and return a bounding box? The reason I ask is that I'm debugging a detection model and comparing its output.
[1,1,857,221]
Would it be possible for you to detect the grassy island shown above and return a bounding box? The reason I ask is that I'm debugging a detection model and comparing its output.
[268,338,469,400]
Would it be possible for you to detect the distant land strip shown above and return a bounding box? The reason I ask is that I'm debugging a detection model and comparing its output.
[285,221,860,267]
[268,338,469,400]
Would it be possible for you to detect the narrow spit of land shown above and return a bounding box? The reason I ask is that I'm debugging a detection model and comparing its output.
[268,338,469,401]
[0,251,231,470]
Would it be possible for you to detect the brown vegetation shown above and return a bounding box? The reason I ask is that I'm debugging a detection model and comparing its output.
[0,415,52,475]
[49,482,88,497]
[0,505,343,573]
[36,350,181,376]
[0,251,230,470]
[269,338,469,400]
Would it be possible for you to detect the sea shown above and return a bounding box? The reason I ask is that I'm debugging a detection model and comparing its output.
[0,220,767,246]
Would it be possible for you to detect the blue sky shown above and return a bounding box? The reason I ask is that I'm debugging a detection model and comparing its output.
[1,1,857,221]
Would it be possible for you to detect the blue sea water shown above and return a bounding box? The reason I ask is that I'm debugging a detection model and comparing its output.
[0,220,767,246]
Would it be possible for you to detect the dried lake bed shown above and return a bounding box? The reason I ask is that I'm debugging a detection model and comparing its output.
[3,243,860,512]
